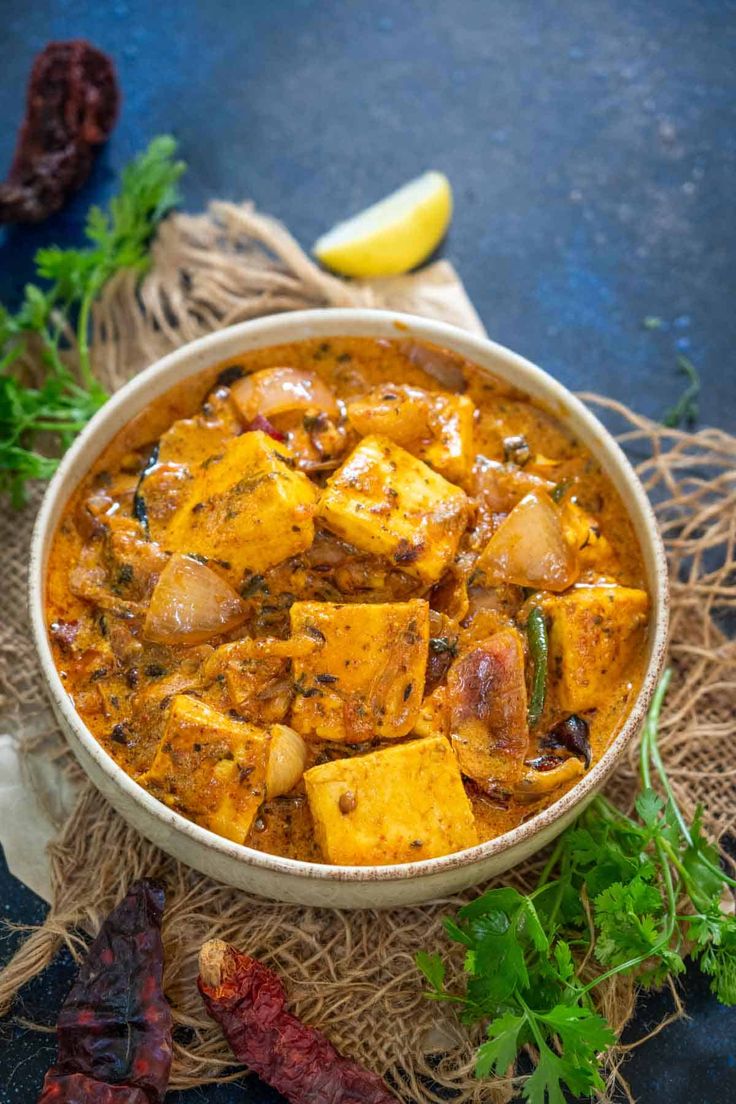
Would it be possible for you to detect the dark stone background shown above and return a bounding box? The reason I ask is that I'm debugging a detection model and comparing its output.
[0,2,733,1101]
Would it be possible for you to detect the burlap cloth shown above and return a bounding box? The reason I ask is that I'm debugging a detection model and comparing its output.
[0,202,734,1102]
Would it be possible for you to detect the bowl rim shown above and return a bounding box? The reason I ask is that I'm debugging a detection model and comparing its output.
[29,308,669,886]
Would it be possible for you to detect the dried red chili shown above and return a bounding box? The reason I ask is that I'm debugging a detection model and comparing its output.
[37,880,172,1104]
[0,40,119,224]
[198,939,398,1104]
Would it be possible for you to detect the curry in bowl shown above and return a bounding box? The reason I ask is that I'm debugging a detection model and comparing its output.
[46,337,649,866]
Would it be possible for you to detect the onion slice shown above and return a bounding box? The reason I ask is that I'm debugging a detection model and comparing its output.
[144,554,247,644]
[513,756,584,801]
[477,491,578,593]
[231,367,339,422]
[266,725,308,797]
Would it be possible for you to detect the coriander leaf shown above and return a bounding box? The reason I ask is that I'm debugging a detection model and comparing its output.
[688,909,736,1005]
[585,855,651,901]
[553,880,586,927]
[469,922,529,1003]
[0,442,58,507]
[663,355,700,428]
[641,949,686,990]
[553,940,575,983]
[694,919,736,1005]
[0,135,186,506]
[593,878,663,966]
[418,673,736,1100]
[636,788,665,828]
[524,1038,596,1104]
[522,1006,613,1103]
[35,247,97,300]
[681,806,729,909]
[661,799,685,850]
[16,283,52,332]
[687,909,723,950]
[442,916,472,947]
[565,826,599,866]
[456,889,548,1005]
[519,898,549,954]
[475,1011,525,1078]
[539,1003,615,1060]
[415,951,445,994]
[458,886,527,920]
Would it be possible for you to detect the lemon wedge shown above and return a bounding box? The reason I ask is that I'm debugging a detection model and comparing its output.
[313,171,453,278]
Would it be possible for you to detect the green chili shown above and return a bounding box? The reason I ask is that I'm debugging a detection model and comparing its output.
[526,606,548,727]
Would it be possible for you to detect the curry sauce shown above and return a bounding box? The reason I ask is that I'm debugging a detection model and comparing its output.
[46,337,649,865]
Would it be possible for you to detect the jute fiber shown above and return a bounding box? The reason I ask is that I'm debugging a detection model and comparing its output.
[0,202,734,1102]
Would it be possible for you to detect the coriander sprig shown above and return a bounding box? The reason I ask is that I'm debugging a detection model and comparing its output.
[0,136,186,506]
[663,355,701,428]
[417,670,736,1104]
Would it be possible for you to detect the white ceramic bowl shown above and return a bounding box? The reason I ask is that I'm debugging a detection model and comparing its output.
[29,310,668,907]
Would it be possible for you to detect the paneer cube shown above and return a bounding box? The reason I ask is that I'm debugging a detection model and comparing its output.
[145,392,244,543]
[446,629,529,785]
[289,599,429,742]
[546,584,649,712]
[561,498,616,576]
[139,695,269,842]
[162,430,317,577]
[157,389,242,468]
[304,735,478,865]
[317,435,469,585]
[347,384,475,483]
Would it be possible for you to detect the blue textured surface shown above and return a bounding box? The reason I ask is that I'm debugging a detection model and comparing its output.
[0,2,734,1102]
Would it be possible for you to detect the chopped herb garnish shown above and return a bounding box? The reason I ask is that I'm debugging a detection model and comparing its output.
[550,479,571,504]
[240,574,269,599]
[429,636,458,657]
[144,663,167,679]
[292,674,322,698]
[116,563,134,585]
